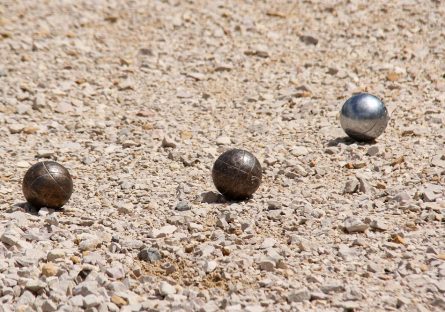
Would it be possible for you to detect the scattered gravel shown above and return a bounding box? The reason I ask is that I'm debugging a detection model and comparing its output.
[0,0,444,311]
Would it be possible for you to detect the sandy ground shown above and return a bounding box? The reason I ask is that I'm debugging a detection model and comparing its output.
[0,0,444,311]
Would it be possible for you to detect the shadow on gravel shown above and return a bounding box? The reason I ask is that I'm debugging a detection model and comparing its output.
[199,191,227,204]
[199,191,253,205]
[12,202,63,215]
[327,136,377,146]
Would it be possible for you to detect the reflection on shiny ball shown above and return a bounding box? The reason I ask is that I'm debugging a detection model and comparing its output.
[340,93,389,141]
[212,149,262,201]
[22,161,73,209]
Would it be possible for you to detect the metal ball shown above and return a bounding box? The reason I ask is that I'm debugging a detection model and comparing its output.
[212,149,262,201]
[22,161,73,209]
[340,93,389,141]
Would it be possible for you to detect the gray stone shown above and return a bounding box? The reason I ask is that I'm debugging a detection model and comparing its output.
[260,237,277,249]
[344,217,368,233]
[367,145,380,156]
[203,260,218,273]
[287,288,311,302]
[175,201,191,211]
[215,136,231,145]
[344,179,359,194]
[370,219,388,231]
[84,294,101,308]
[159,281,176,296]
[42,300,58,312]
[138,248,162,262]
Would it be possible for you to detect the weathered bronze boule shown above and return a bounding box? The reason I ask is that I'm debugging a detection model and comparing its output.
[212,149,262,201]
[22,161,73,209]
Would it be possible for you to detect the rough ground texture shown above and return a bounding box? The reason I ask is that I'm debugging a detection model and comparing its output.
[0,0,444,311]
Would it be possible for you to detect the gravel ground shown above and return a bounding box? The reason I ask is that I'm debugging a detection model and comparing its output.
[0,0,444,311]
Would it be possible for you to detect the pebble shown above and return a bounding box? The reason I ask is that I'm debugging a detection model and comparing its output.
[138,248,162,262]
[290,146,309,156]
[367,145,380,156]
[46,249,65,262]
[41,263,59,277]
[159,281,176,296]
[344,179,359,194]
[161,136,177,148]
[260,237,277,249]
[41,300,57,312]
[344,217,369,233]
[175,200,191,211]
[215,136,231,145]
[25,280,47,293]
[287,288,311,302]
[370,219,388,231]
[204,260,218,273]
[149,225,177,238]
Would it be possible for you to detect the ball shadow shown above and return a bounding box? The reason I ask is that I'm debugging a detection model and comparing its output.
[199,191,254,205]
[13,202,63,215]
[199,191,227,204]
[326,136,377,147]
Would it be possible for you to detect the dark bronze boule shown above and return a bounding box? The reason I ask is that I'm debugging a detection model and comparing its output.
[22,161,73,209]
[212,149,262,201]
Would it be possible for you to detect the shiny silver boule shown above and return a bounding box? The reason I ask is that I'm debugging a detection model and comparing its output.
[340,93,389,141]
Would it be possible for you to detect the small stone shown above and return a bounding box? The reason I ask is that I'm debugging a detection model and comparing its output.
[71,256,81,264]
[367,145,380,156]
[41,300,57,312]
[175,201,191,211]
[394,191,410,203]
[116,202,133,214]
[111,295,128,306]
[33,93,46,110]
[79,239,100,251]
[204,260,218,273]
[287,288,311,302]
[84,294,101,307]
[423,184,442,202]
[106,266,125,279]
[267,201,281,210]
[8,124,25,134]
[161,136,177,148]
[55,101,73,113]
[159,281,176,296]
[338,244,355,260]
[149,225,177,238]
[344,179,359,194]
[291,146,309,156]
[41,263,59,277]
[367,262,380,273]
[300,35,318,45]
[245,305,264,312]
[36,149,55,158]
[321,282,345,294]
[258,259,275,272]
[138,248,161,262]
[431,154,445,168]
[260,237,277,249]
[215,136,231,145]
[344,217,368,233]
[46,249,65,262]
[370,219,388,231]
[69,295,84,307]
[357,175,373,193]
[25,279,47,293]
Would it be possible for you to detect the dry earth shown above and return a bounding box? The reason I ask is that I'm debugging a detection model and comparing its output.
[0,0,444,311]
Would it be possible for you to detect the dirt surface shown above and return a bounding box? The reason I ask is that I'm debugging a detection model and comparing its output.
[0,0,444,311]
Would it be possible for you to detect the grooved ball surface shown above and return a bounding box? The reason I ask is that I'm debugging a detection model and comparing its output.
[212,149,262,200]
[340,93,389,141]
[22,161,73,208]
